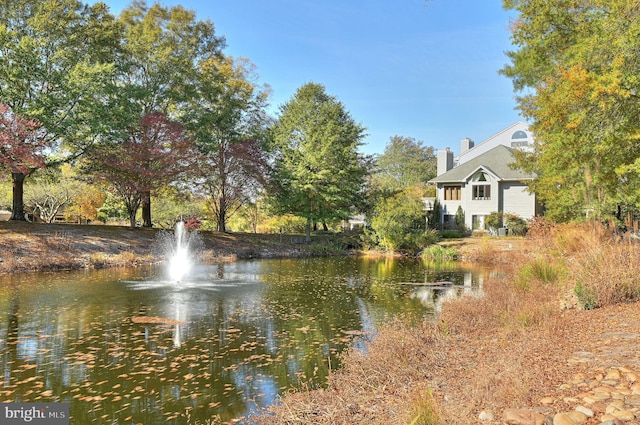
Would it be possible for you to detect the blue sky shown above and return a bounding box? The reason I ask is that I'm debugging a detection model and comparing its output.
[104,0,523,156]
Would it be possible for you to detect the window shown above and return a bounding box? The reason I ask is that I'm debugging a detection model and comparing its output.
[511,140,528,148]
[472,184,491,200]
[472,215,485,230]
[444,185,461,200]
[511,130,529,148]
[471,172,489,182]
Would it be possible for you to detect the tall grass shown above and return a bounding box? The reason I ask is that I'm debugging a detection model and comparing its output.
[253,220,640,424]
[531,221,640,309]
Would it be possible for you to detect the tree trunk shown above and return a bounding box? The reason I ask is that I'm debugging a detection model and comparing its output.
[10,172,27,221]
[217,197,226,232]
[305,218,312,242]
[141,191,152,227]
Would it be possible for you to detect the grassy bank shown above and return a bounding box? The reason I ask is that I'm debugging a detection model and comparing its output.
[252,221,640,424]
[0,221,359,274]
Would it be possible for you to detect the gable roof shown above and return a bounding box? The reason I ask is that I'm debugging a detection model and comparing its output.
[455,121,532,164]
[429,145,534,184]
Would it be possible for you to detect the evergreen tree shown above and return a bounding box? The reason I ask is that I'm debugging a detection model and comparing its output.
[269,83,368,241]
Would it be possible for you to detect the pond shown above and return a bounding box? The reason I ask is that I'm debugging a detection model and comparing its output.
[0,257,492,424]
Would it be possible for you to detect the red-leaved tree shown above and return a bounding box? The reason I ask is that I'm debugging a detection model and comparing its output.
[197,137,269,232]
[0,104,48,221]
[88,112,197,228]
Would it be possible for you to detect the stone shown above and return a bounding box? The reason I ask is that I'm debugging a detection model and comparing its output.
[540,397,555,405]
[589,401,607,413]
[575,405,594,417]
[626,372,640,383]
[478,410,494,421]
[600,418,624,425]
[533,406,556,416]
[503,408,547,425]
[607,400,625,412]
[612,409,636,421]
[572,373,588,383]
[606,369,622,380]
[503,408,534,425]
[552,411,588,425]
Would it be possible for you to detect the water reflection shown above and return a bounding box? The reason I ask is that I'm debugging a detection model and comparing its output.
[0,257,492,424]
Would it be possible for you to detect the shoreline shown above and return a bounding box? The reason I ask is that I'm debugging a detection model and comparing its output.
[0,221,353,275]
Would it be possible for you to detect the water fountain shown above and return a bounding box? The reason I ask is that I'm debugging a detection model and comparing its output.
[155,221,202,283]
[168,221,191,282]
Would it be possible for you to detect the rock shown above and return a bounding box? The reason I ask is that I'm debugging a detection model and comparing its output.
[478,410,494,421]
[503,408,546,425]
[606,369,622,380]
[625,372,640,383]
[572,373,588,384]
[552,411,588,425]
[540,397,555,405]
[612,409,636,421]
[624,395,640,406]
[574,405,593,417]
[599,418,624,425]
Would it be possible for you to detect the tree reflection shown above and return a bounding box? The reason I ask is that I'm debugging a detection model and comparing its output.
[0,258,482,424]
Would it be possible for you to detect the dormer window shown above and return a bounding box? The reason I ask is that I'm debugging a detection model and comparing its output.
[511,130,529,147]
[471,172,490,182]
[471,171,491,200]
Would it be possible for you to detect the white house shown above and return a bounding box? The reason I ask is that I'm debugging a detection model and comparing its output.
[429,121,542,230]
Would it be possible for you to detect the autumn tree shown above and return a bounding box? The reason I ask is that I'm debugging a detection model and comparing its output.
[0,104,48,219]
[86,112,197,228]
[114,1,225,226]
[269,83,369,241]
[0,0,121,220]
[184,56,271,232]
[502,0,640,222]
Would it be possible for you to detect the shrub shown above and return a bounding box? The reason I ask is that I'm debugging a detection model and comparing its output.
[485,212,503,234]
[515,257,565,290]
[503,213,527,236]
[574,280,598,310]
[439,230,463,238]
[370,186,433,253]
[422,245,458,261]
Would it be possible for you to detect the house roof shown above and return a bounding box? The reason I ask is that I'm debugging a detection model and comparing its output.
[429,145,534,184]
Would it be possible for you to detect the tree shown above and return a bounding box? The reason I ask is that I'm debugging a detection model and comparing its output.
[501,0,640,222]
[374,135,437,193]
[369,185,434,253]
[115,1,225,226]
[86,112,197,228]
[24,165,83,223]
[0,104,48,218]
[185,56,271,232]
[269,83,369,241]
[0,0,121,220]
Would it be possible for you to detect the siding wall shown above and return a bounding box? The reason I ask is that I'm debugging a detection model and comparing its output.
[501,182,536,219]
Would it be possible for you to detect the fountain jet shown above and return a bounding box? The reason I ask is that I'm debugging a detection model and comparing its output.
[168,221,191,282]
[155,220,203,283]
